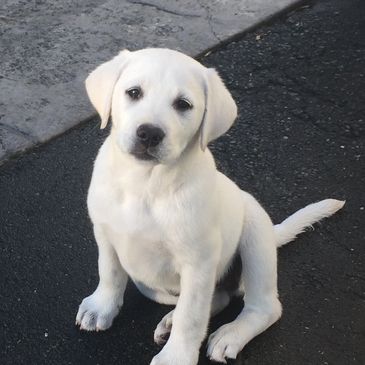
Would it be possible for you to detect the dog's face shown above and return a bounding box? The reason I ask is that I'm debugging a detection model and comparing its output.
[85,48,237,164]
[111,52,206,163]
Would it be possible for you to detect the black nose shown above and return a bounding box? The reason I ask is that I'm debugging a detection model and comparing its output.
[136,124,165,147]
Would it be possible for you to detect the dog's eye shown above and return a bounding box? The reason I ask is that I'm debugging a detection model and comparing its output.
[126,87,142,100]
[173,98,193,112]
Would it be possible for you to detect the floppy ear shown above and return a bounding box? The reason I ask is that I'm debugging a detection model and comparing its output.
[200,68,237,150]
[85,49,130,129]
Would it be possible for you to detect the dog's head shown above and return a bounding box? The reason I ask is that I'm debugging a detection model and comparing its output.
[85,48,237,164]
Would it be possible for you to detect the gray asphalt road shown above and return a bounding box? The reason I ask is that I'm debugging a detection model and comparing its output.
[0,0,364,364]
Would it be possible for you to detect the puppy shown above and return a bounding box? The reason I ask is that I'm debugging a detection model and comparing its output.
[75,48,344,365]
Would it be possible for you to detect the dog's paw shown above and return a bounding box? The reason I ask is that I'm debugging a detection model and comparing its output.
[150,341,198,365]
[154,310,173,345]
[75,289,122,331]
[206,322,243,363]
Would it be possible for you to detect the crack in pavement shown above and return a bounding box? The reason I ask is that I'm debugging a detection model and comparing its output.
[0,135,5,151]
[126,0,202,18]
[0,122,38,144]
[197,0,222,42]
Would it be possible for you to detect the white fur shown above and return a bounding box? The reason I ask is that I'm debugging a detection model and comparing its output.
[75,48,345,365]
[274,199,345,247]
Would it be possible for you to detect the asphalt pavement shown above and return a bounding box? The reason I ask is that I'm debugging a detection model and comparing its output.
[0,0,364,364]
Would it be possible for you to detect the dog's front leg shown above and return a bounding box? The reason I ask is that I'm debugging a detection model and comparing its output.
[151,258,217,365]
[76,225,128,331]
[207,195,282,362]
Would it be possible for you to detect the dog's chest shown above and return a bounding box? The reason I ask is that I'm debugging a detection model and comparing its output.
[88,185,179,287]
[90,182,163,237]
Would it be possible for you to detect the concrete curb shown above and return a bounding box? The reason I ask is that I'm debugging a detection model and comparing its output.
[0,0,303,164]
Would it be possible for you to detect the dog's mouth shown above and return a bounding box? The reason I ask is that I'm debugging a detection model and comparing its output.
[131,146,159,161]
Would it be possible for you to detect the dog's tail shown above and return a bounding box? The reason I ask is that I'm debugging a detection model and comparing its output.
[274,199,345,248]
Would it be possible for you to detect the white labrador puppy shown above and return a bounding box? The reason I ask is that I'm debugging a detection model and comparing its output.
[75,48,344,365]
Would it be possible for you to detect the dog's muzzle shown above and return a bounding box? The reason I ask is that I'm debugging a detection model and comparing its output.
[131,123,165,161]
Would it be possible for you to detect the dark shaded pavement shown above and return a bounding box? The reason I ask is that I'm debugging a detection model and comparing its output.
[0,0,364,364]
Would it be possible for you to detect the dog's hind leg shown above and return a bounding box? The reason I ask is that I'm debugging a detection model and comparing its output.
[207,193,282,362]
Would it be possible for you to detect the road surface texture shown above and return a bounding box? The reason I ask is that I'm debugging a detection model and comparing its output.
[0,0,301,162]
[0,0,364,364]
